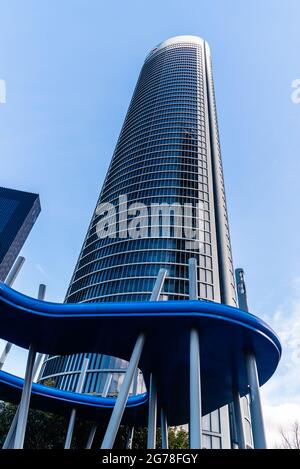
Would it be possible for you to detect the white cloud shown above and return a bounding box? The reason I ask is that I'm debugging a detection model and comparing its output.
[260,277,300,447]
[263,403,300,448]
[35,263,49,279]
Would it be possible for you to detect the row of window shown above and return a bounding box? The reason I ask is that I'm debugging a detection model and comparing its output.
[129,83,201,106]
[126,94,202,124]
[116,130,204,153]
[82,222,212,256]
[79,248,213,273]
[114,134,203,155]
[40,367,144,396]
[83,218,211,250]
[118,123,203,142]
[113,141,202,162]
[89,203,210,236]
[67,277,215,303]
[129,86,202,113]
[117,121,200,146]
[100,188,210,208]
[73,249,213,283]
[108,151,207,180]
[120,117,201,137]
[101,180,209,204]
[75,239,213,275]
[129,85,203,112]
[122,113,204,136]
[145,45,198,63]
[81,220,212,257]
[128,87,200,107]
[103,167,209,197]
[40,353,128,379]
[69,262,214,297]
[127,94,202,117]
[103,165,205,192]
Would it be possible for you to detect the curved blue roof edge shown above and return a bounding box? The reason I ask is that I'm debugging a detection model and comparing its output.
[0,282,282,357]
[0,283,282,424]
[0,370,147,409]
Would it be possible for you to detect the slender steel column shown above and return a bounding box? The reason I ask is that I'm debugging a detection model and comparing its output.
[245,352,267,449]
[4,256,25,287]
[147,373,157,449]
[13,343,37,449]
[150,268,168,301]
[64,357,89,449]
[64,409,77,450]
[4,353,45,449]
[102,373,113,398]
[85,423,98,449]
[0,342,13,371]
[101,333,145,449]
[188,258,198,300]
[126,427,135,450]
[32,284,47,380]
[190,329,202,449]
[125,270,167,450]
[126,368,139,449]
[145,271,167,450]
[3,284,46,449]
[0,256,26,371]
[189,258,202,448]
[160,408,168,449]
[2,407,19,449]
[233,389,246,449]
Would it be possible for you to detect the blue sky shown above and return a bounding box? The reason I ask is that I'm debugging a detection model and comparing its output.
[1,0,300,446]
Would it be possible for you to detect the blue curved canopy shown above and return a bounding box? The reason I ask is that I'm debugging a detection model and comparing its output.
[0,370,148,425]
[0,283,281,425]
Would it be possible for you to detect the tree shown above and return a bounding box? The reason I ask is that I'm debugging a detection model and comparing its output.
[0,400,189,449]
[277,421,300,449]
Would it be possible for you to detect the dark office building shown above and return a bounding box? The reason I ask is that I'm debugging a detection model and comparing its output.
[39,36,252,447]
[0,187,41,281]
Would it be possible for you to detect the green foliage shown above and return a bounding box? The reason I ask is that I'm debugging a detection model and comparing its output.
[0,401,189,449]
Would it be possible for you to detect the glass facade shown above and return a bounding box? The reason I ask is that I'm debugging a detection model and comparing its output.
[39,36,243,448]
[0,187,41,281]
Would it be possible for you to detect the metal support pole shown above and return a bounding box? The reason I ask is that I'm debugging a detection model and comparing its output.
[188,258,198,300]
[126,368,139,449]
[189,258,202,448]
[190,329,202,449]
[2,284,46,449]
[126,427,135,450]
[245,352,267,449]
[13,343,37,449]
[2,407,19,449]
[0,257,26,371]
[160,408,168,449]
[0,342,13,371]
[235,268,249,312]
[150,268,168,301]
[101,333,145,449]
[5,256,25,287]
[102,373,113,398]
[86,423,98,449]
[64,357,89,449]
[147,374,157,449]
[4,352,47,449]
[32,284,47,381]
[145,270,166,450]
[233,389,246,449]
[64,409,77,450]
[121,270,166,450]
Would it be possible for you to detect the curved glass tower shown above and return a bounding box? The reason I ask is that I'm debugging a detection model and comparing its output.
[39,36,247,448]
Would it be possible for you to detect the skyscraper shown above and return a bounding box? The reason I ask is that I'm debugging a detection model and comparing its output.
[0,187,41,281]
[39,36,246,448]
